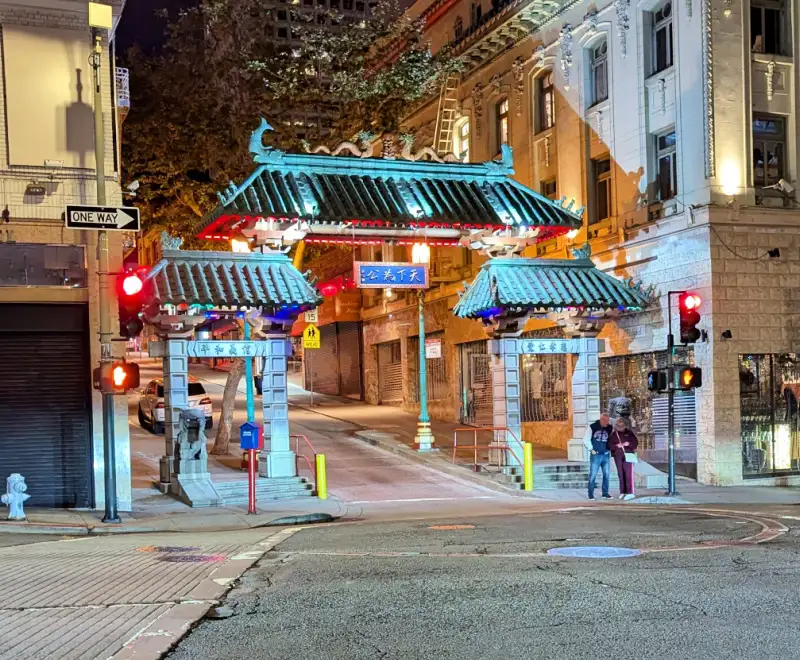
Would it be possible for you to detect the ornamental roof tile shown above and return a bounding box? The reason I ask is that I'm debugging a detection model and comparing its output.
[453,257,648,317]
[150,250,321,310]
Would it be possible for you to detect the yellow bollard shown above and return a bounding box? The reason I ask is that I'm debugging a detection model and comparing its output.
[523,442,534,491]
[315,453,327,500]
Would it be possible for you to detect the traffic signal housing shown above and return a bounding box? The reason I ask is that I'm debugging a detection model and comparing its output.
[647,369,668,392]
[117,267,151,339]
[93,361,140,392]
[675,366,702,390]
[679,292,702,344]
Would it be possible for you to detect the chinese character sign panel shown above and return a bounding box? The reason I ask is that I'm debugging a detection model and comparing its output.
[353,262,429,289]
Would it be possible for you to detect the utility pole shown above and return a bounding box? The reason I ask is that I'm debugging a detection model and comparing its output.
[89,3,120,523]
[666,291,678,497]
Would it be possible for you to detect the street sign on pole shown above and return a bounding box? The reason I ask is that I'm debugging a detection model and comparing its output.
[65,204,140,232]
[304,309,318,323]
[303,324,321,349]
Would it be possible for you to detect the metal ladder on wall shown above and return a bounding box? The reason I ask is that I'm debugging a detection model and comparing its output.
[433,74,461,155]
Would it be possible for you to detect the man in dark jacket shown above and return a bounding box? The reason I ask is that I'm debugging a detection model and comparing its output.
[582,413,613,500]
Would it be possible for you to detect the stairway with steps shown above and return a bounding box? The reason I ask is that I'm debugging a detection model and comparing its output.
[213,476,315,505]
[483,461,666,491]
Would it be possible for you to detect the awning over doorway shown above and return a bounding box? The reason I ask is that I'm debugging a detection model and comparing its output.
[150,249,321,311]
[197,121,583,241]
[453,257,648,318]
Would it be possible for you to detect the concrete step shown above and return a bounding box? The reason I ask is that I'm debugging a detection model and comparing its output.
[215,476,315,504]
[481,460,666,491]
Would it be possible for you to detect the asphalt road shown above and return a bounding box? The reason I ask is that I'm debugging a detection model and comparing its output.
[168,507,800,660]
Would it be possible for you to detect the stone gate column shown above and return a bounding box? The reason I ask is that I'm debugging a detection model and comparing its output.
[260,333,297,478]
[159,338,188,492]
[567,337,604,462]
[489,336,524,467]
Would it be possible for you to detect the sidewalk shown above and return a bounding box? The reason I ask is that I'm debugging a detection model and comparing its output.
[0,497,346,535]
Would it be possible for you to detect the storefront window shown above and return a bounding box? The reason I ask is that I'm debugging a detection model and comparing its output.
[740,354,800,477]
[601,348,697,475]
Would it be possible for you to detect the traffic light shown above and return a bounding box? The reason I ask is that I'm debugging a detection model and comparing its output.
[117,267,150,339]
[647,369,668,392]
[92,361,140,392]
[675,366,702,390]
[678,292,702,344]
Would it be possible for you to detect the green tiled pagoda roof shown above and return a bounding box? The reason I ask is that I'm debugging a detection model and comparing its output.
[453,257,648,318]
[150,250,321,310]
[198,133,582,238]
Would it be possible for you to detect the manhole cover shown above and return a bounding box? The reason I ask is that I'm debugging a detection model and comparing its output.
[547,546,641,559]
[428,525,475,531]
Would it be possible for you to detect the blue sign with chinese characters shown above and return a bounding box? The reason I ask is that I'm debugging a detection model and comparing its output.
[186,341,269,359]
[353,262,429,289]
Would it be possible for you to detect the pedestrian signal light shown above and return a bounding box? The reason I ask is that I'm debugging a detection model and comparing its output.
[93,362,140,392]
[675,366,702,390]
[678,291,702,344]
[647,369,668,392]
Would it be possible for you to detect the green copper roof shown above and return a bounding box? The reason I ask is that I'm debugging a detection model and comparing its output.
[150,249,321,310]
[198,122,582,239]
[453,257,649,318]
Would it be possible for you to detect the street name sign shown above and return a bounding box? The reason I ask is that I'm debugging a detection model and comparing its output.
[303,324,321,349]
[65,204,140,232]
[353,262,429,289]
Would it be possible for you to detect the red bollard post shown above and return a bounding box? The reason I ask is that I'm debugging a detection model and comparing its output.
[248,448,257,514]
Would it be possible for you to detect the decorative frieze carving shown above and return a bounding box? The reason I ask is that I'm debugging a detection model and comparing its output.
[471,83,484,137]
[766,61,776,101]
[615,0,630,58]
[559,25,574,91]
[512,57,525,117]
[701,0,716,177]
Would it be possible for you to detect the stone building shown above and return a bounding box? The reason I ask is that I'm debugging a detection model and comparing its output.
[0,0,131,509]
[351,0,800,486]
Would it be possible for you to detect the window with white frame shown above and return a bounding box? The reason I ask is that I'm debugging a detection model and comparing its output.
[652,2,674,74]
[751,0,790,55]
[455,117,470,161]
[752,115,786,189]
[591,157,612,223]
[590,40,609,105]
[536,72,555,132]
[655,130,677,201]
[496,98,509,151]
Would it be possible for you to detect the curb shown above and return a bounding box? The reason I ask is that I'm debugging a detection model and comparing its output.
[0,512,341,536]
[352,430,542,499]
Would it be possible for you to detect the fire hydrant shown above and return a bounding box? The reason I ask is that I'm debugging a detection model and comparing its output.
[2,473,30,521]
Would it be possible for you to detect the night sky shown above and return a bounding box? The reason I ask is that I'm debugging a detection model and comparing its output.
[116,0,199,54]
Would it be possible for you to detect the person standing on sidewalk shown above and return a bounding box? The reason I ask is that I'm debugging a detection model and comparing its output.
[609,416,639,500]
[583,413,613,500]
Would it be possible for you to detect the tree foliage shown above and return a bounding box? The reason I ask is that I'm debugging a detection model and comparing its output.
[122,0,460,243]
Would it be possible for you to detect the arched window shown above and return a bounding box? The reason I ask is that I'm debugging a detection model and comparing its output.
[590,40,608,105]
[454,16,464,40]
[535,71,555,132]
[454,117,470,161]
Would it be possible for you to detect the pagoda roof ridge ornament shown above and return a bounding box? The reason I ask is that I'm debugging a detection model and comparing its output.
[249,117,285,165]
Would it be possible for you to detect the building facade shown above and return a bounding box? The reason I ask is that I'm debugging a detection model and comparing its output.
[0,0,132,509]
[352,0,800,485]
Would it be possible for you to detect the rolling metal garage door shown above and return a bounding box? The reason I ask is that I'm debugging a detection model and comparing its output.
[336,322,362,399]
[303,322,363,399]
[0,304,93,508]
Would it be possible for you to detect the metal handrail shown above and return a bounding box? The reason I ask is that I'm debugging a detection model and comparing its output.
[291,434,318,489]
[450,426,523,470]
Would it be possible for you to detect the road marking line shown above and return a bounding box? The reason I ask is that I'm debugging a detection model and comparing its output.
[346,496,498,504]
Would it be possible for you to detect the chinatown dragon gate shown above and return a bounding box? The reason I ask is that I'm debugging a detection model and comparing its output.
[148,119,647,506]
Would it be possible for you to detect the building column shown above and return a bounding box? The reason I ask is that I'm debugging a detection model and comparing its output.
[260,334,297,478]
[489,336,524,467]
[160,338,188,492]
[567,337,603,461]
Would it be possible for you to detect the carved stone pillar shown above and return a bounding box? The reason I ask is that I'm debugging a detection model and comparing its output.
[567,337,604,461]
[488,336,524,467]
[160,338,189,492]
[260,334,296,478]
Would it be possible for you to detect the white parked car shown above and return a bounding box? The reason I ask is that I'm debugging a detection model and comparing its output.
[138,377,213,433]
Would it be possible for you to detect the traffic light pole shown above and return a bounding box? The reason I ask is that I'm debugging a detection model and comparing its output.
[666,291,679,497]
[91,27,120,523]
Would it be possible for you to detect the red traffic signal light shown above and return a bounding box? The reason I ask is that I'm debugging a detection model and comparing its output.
[117,267,151,339]
[675,366,702,390]
[678,291,702,344]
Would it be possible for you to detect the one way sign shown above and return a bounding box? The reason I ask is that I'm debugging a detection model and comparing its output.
[65,205,140,232]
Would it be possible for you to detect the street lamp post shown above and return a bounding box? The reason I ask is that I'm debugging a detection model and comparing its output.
[412,244,435,452]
